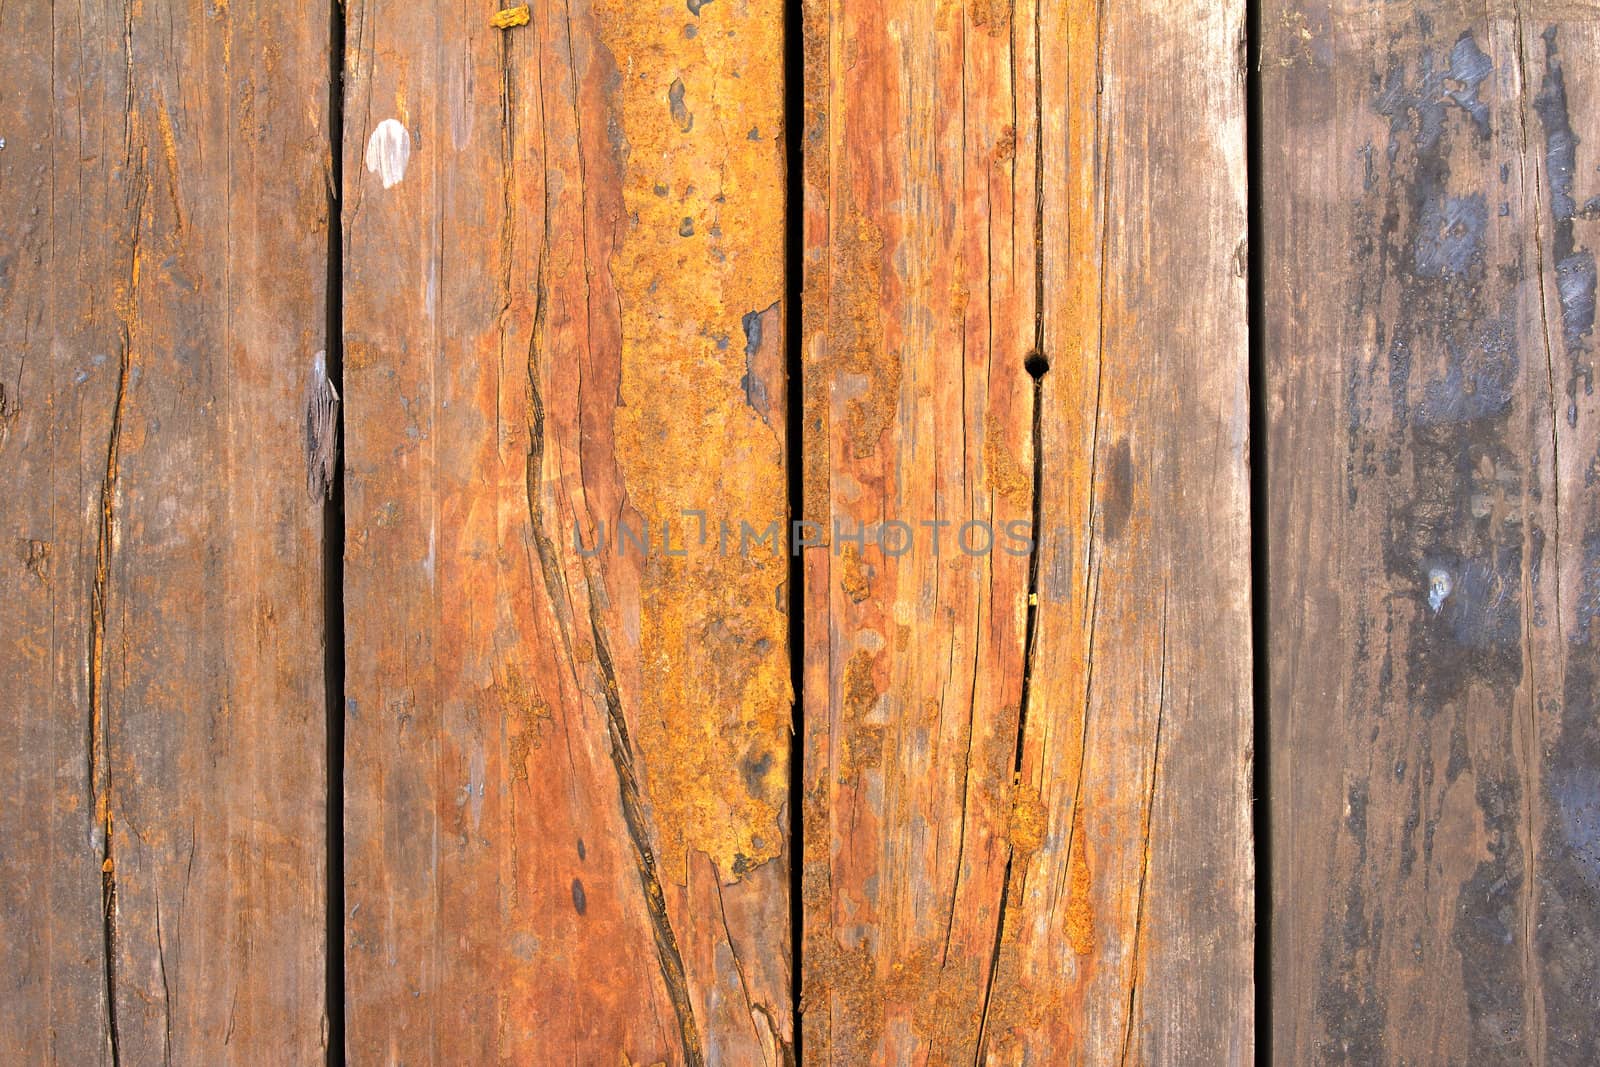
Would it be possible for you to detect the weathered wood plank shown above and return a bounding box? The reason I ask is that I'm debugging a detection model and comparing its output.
[801,0,1253,1061]
[799,0,1036,1057]
[339,0,790,1061]
[0,1,332,1061]
[1266,2,1600,1060]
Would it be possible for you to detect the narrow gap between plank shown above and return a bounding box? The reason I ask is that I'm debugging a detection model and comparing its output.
[782,0,805,1058]
[323,1,348,1062]
[1244,0,1271,1061]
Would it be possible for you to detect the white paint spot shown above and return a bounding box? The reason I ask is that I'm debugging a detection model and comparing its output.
[1428,568,1453,614]
[365,119,412,189]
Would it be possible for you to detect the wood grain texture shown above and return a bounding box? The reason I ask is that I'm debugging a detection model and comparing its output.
[339,0,790,1062]
[0,1,332,1061]
[801,0,1253,1061]
[1265,2,1600,1061]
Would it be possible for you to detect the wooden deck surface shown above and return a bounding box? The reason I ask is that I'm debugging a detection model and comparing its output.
[1,0,1597,1064]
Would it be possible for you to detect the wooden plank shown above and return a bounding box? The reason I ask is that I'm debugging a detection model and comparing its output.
[1265,2,1600,1060]
[800,0,1253,1061]
[0,2,333,1061]
[339,0,790,1061]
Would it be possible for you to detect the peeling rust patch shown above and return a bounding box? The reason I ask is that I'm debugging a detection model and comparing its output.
[1008,781,1048,857]
[985,412,1032,505]
[827,208,902,460]
[594,0,788,887]
[489,4,530,29]
[838,544,873,603]
[1065,808,1095,956]
[497,662,552,784]
[840,649,884,778]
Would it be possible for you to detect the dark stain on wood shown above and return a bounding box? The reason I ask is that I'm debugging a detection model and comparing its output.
[1269,4,1600,1062]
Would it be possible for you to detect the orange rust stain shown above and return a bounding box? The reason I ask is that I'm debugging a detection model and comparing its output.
[157,98,183,228]
[968,0,1012,36]
[892,624,913,656]
[799,778,837,1056]
[827,206,901,460]
[984,411,1031,505]
[1008,780,1048,857]
[1065,807,1095,956]
[839,543,872,603]
[804,938,990,1064]
[617,1054,667,1067]
[984,967,1054,1061]
[489,5,530,29]
[801,352,831,527]
[497,663,552,784]
[994,124,1017,164]
[951,277,970,319]
[799,0,833,531]
[948,250,971,321]
[592,0,788,881]
[840,649,884,779]
[898,948,987,1058]
[801,938,881,1061]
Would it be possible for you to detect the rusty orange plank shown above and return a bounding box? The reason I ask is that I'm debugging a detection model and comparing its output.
[801,0,1254,1061]
[339,0,791,1061]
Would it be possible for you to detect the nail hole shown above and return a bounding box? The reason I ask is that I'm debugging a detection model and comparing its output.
[1024,352,1050,379]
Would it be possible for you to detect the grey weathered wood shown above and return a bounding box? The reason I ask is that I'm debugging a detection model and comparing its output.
[1265,2,1600,1061]
[0,1,334,1062]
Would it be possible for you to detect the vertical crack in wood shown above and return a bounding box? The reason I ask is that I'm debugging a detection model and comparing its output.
[973,1,1052,1056]
[588,611,707,1067]
[710,876,768,1055]
[156,896,174,1067]
[91,12,149,1062]
[522,346,586,683]
[93,163,145,1067]
[497,15,518,326]
[1517,14,1565,635]
[92,323,132,1067]
[1116,588,1167,1066]
[519,15,574,660]
[1508,15,1581,1059]
[522,277,705,1065]
[1509,17,1548,1061]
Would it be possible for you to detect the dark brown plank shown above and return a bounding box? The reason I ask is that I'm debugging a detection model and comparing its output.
[1266,2,1600,1060]
[0,1,332,1060]
[800,0,1254,1060]
[339,0,790,1061]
